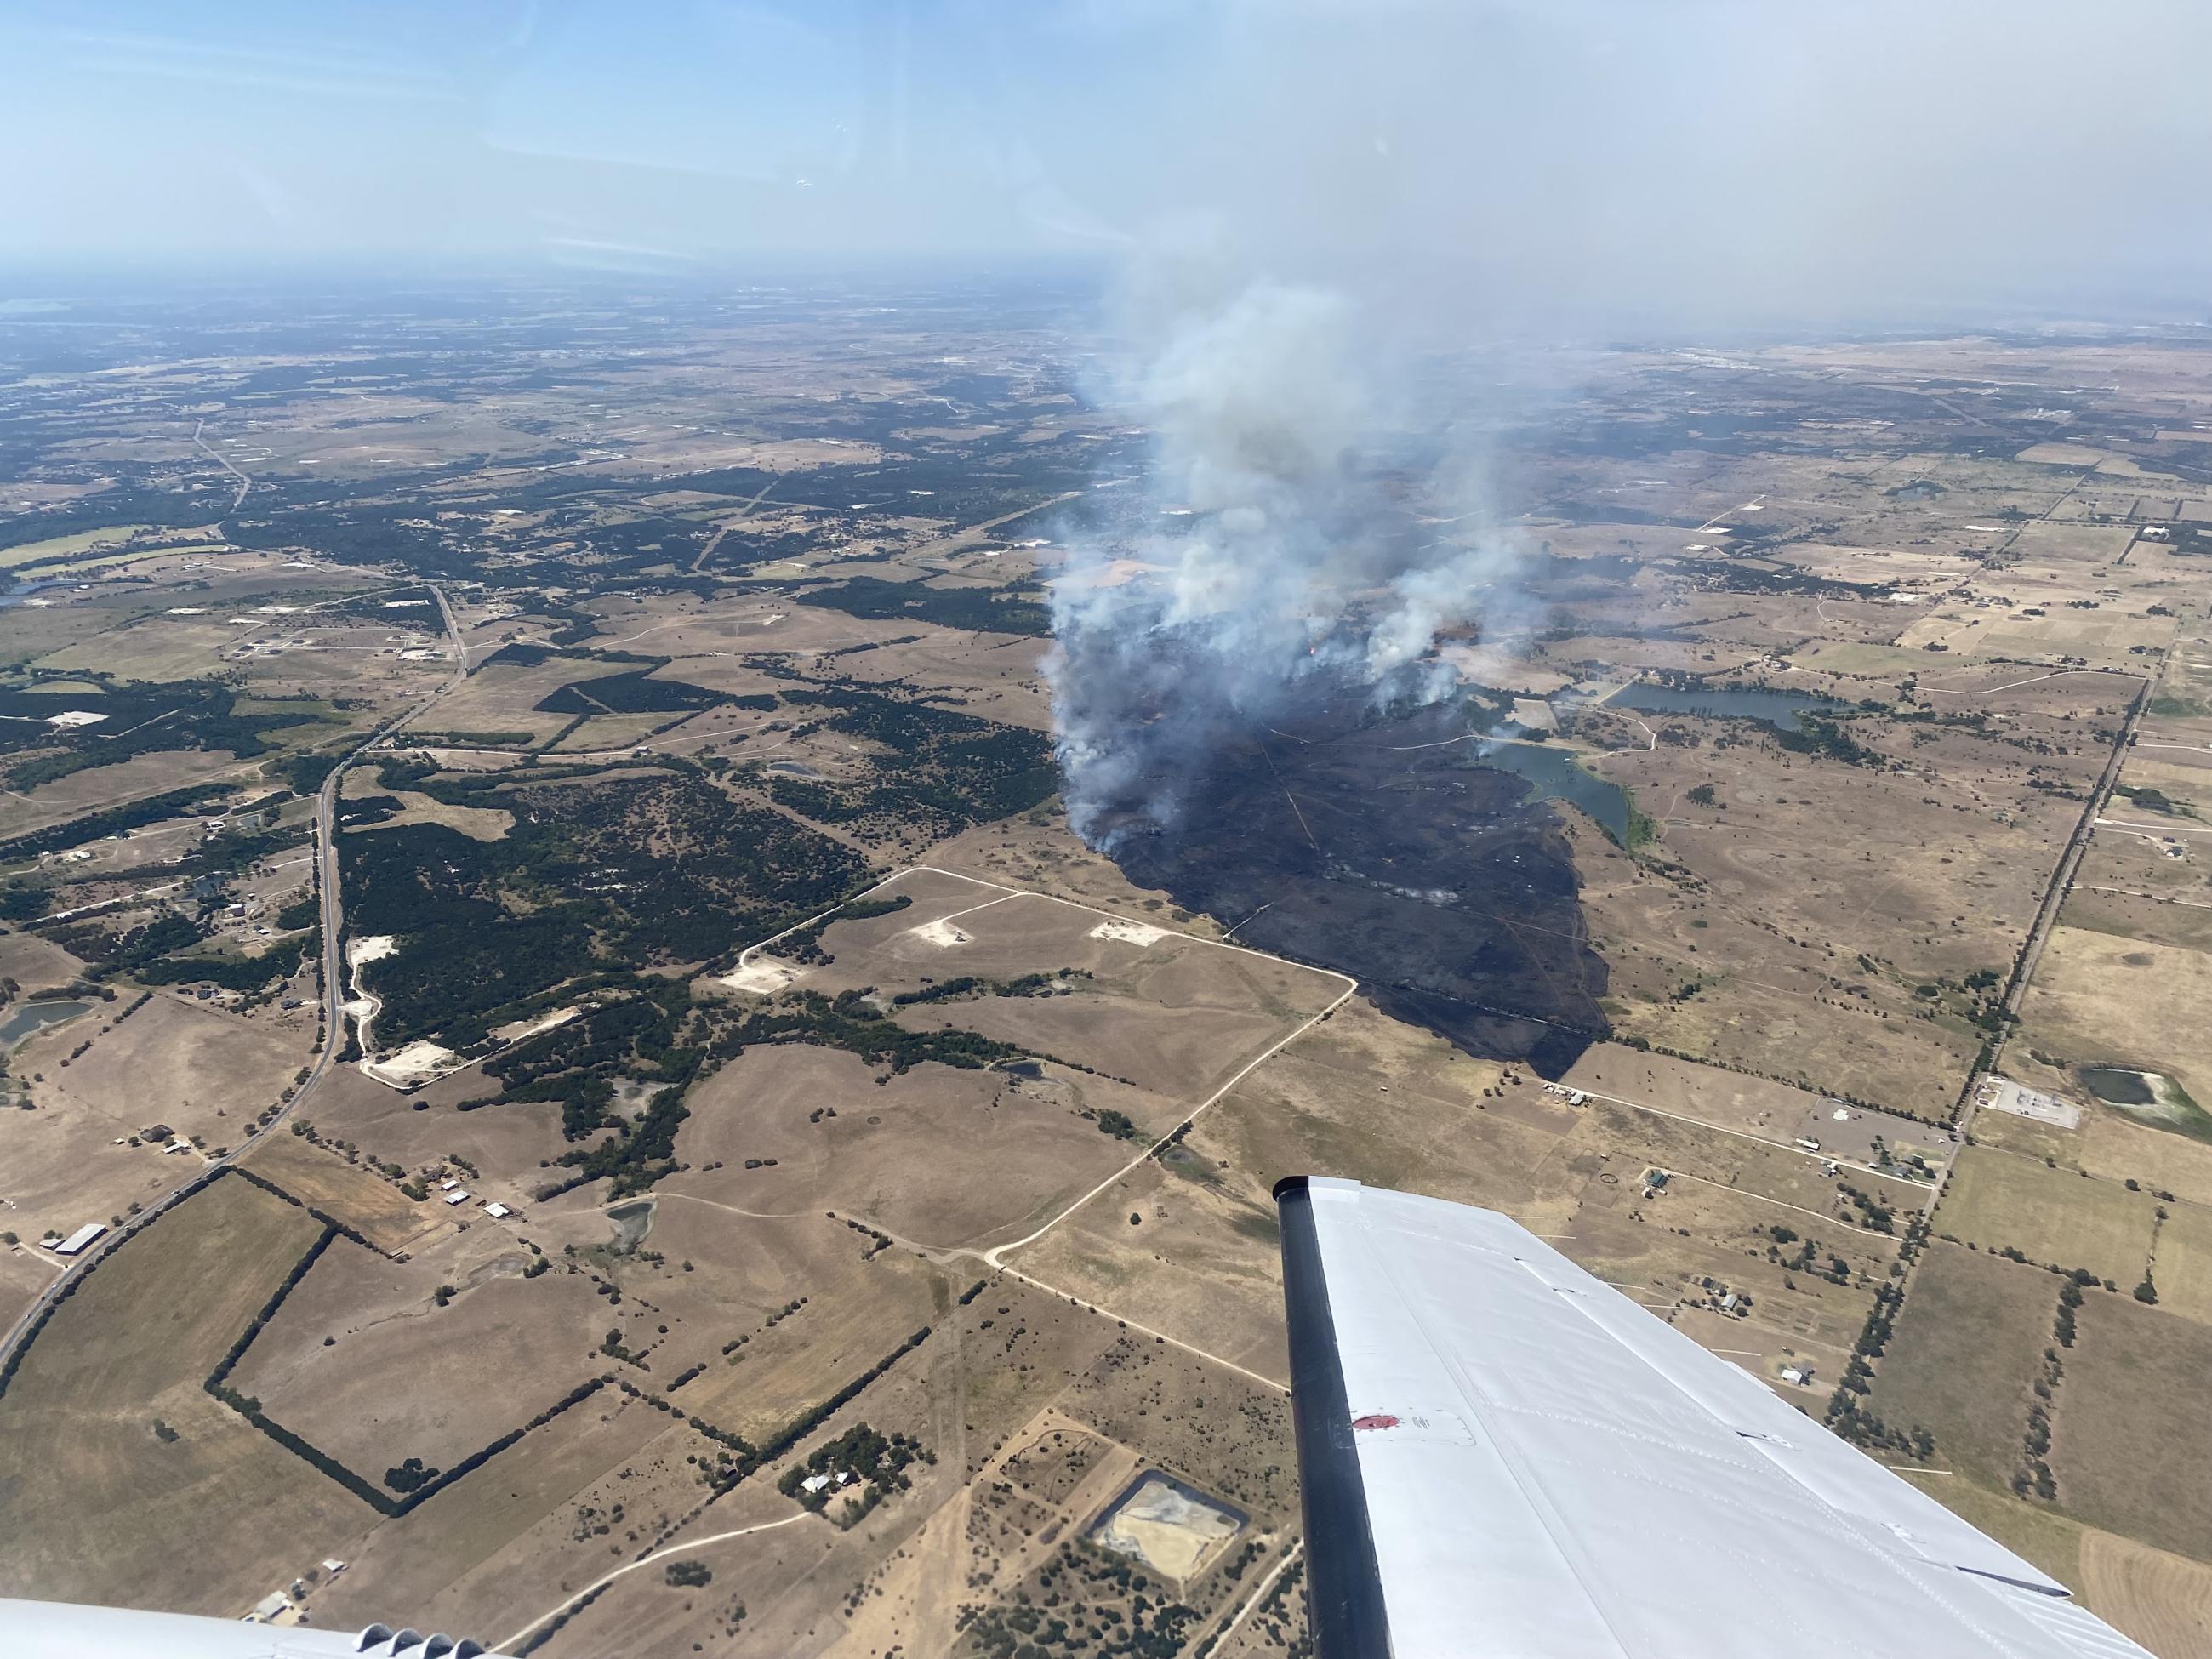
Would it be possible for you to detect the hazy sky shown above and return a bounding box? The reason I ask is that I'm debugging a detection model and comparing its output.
[6,0,2211,323]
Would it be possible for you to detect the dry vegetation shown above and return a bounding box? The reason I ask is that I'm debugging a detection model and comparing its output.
[6,299,2212,1656]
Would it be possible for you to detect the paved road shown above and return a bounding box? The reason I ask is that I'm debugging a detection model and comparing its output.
[191,417,254,514]
[0,585,472,1374]
[1958,677,2152,1127]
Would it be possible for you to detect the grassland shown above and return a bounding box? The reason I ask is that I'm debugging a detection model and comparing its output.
[226,1237,613,1476]
[2078,1529,2212,1659]
[1865,1241,2059,1489]
[312,1385,710,1636]
[670,1044,1143,1251]
[2149,1201,2212,1326]
[1933,1147,2157,1284]
[0,524,159,566]
[0,1172,366,1614]
[3,993,313,1262]
[238,1131,444,1254]
[2016,927,2212,1125]
[2055,1292,2212,1565]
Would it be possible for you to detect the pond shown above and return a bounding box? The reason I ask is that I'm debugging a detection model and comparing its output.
[606,1198,656,1252]
[0,579,70,612]
[2078,1065,2212,1143]
[0,999,94,1047]
[2081,1065,2156,1106]
[1478,741,1634,845]
[1609,681,1848,733]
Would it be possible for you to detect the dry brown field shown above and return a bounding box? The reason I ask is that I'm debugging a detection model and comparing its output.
[419,655,632,746]
[1552,1043,1955,1168]
[1866,1240,2061,1489]
[1901,1473,2089,1591]
[384,1419,778,1651]
[670,1045,1146,1251]
[0,1242,60,1334]
[0,927,96,992]
[308,1384,711,1637]
[648,1240,946,1446]
[0,1172,367,1614]
[2014,926,2212,1118]
[2060,883,2212,956]
[295,1064,573,1209]
[2054,1291,2212,1565]
[2078,1529,2212,1659]
[0,748,250,841]
[759,872,1346,1093]
[2,992,310,1254]
[2078,1108,2212,1211]
[340,765,513,840]
[1009,991,1914,1390]
[228,1232,614,1475]
[237,1129,445,1252]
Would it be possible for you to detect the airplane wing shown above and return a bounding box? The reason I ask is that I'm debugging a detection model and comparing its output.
[1,1598,518,1658]
[1274,1176,2153,1659]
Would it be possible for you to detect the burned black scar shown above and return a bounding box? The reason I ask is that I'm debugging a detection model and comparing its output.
[1093,697,1609,1078]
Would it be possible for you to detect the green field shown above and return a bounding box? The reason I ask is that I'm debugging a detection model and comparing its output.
[1936,1147,2157,1284]
[2147,1201,2212,1325]
[19,543,226,576]
[0,525,156,567]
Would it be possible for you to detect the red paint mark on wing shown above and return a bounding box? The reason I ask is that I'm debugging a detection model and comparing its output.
[1351,1413,1400,1432]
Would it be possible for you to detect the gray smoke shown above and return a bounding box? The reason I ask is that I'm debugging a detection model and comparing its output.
[1046,259,1528,841]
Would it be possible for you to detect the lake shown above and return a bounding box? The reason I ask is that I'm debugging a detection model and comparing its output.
[0,999,94,1047]
[2081,1065,2155,1106]
[0,580,70,612]
[1609,681,1848,733]
[1479,741,1633,844]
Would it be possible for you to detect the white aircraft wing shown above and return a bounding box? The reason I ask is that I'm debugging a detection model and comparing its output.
[1274,1176,2153,1659]
[1,1599,519,1658]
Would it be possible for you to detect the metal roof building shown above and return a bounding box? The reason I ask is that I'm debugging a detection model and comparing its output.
[48,1223,105,1256]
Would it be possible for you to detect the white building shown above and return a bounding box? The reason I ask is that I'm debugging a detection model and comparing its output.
[48,1223,105,1256]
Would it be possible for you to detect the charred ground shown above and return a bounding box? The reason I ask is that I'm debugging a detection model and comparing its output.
[1093,686,1610,1075]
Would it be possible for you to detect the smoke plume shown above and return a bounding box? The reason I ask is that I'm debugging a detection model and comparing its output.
[1046,259,1526,841]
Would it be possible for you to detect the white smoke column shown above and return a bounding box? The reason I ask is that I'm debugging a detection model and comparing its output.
[1047,265,1525,841]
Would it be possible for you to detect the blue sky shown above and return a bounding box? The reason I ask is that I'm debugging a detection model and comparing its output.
[1,3,1184,269]
[5,2,2211,324]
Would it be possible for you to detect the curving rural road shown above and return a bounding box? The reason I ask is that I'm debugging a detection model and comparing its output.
[495,1514,811,1651]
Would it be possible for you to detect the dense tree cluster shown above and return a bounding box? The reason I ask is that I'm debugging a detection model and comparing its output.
[766,683,1058,840]
[340,768,869,1047]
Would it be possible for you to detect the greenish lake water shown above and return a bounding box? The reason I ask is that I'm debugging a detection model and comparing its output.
[1610,682,1847,733]
[0,999,93,1046]
[1480,743,1633,844]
